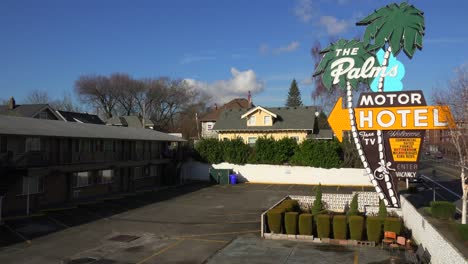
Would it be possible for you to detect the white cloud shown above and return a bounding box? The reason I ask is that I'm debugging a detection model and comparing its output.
[180,55,216,65]
[293,0,314,22]
[184,68,264,103]
[319,16,351,35]
[273,41,300,55]
[301,77,313,85]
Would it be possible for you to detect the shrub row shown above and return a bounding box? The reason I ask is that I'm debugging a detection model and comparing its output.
[267,211,402,242]
[430,201,456,219]
[195,137,344,168]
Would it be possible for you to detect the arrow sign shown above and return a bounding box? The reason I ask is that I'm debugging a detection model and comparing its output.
[329,97,454,142]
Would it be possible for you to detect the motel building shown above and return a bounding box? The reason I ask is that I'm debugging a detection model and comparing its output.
[0,115,185,220]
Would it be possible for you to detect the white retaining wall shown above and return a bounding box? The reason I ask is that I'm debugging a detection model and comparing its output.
[400,196,466,264]
[181,161,372,186]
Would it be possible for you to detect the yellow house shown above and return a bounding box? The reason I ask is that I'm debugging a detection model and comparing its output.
[213,105,333,144]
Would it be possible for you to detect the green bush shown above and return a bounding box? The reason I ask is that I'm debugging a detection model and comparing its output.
[250,137,298,164]
[222,138,250,164]
[316,214,331,239]
[290,139,342,168]
[276,199,300,212]
[194,138,224,164]
[378,199,387,218]
[384,217,401,235]
[298,214,313,236]
[430,201,456,219]
[456,224,468,241]
[311,184,323,216]
[349,215,364,241]
[348,194,359,216]
[333,215,347,239]
[285,212,299,235]
[366,216,382,243]
[267,208,285,234]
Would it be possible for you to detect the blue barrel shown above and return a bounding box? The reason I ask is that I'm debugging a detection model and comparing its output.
[229,174,237,185]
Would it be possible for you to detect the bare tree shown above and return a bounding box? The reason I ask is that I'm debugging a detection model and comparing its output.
[75,74,117,119]
[433,64,468,224]
[26,89,51,104]
[111,73,143,116]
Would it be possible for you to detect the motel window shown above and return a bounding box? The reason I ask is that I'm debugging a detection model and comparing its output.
[73,171,91,188]
[135,141,143,153]
[134,167,143,179]
[96,140,104,152]
[290,136,299,142]
[74,139,80,152]
[247,116,256,126]
[98,169,113,184]
[247,137,257,146]
[150,166,159,177]
[264,116,271,125]
[22,175,44,195]
[104,140,113,152]
[25,137,41,152]
[0,136,7,153]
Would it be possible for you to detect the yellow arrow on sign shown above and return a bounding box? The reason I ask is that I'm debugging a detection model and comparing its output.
[328,97,455,142]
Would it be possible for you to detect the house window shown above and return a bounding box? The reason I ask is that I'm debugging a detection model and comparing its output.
[264,116,271,125]
[290,136,299,142]
[207,124,213,130]
[73,171,90,187]
[25,137,41,151]
[248,137,257,146]
[98,169,113,184]
[247,116,256,126]
[134,167,143,179]
[22,175,44,195]
[36,112,48,119]
[0,136,7,153]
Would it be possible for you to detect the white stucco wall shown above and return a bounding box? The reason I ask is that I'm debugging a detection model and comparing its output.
[400,196,466,264]
[181,161,372,186]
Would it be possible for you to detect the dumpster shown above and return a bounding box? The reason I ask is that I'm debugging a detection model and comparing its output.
[229,174,237,185]
[209,168,232,184]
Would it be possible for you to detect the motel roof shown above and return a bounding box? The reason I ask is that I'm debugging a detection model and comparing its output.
[0,115,185,142]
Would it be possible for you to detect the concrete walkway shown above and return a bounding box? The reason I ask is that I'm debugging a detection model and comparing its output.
[207,235,404,264]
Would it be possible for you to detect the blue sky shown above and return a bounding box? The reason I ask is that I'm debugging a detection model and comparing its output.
[1,0,467,109]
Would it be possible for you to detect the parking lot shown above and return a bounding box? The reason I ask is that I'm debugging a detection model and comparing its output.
[0,183,383,264]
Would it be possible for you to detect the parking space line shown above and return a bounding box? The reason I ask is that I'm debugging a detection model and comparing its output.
[209,212,259,217]
[3,213,44,221]
[264,185,272,189]
[3,224,31,245]
[45,214,69,229]
[288,185,295,190]
[136,239,183,264]
[176,229,259,239]
[354,250,359,264]
[180,238,228,244]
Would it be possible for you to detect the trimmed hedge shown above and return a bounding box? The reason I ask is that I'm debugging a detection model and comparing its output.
[366,216,382,243]
[457,224,468,241]
[316,214,331,239]
[276,199,300,212]
[384,217,402,235]
[267,208,285,234]
[285,212,299,235]
[290,139,342,168]
[333,215,347,239]
[298,214,313,235]
[349,215,364,241]
[430,201,456,219]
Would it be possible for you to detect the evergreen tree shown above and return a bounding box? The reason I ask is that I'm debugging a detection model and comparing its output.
[378,199,388,218]
[348,193,359,216]
[286,79,303,107]
[311,183,323,215]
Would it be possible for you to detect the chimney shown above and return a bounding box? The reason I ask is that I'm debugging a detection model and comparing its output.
[248,91,252,107]
[8,97,16,110]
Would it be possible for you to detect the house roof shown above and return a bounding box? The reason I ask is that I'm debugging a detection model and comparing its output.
[106,116,154,128]
[0,115,185,142]
[199,98,252,122]
[214,106,319,131]
[56,110,104,124]
[0,104,60,119]
[241,106,277,119]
